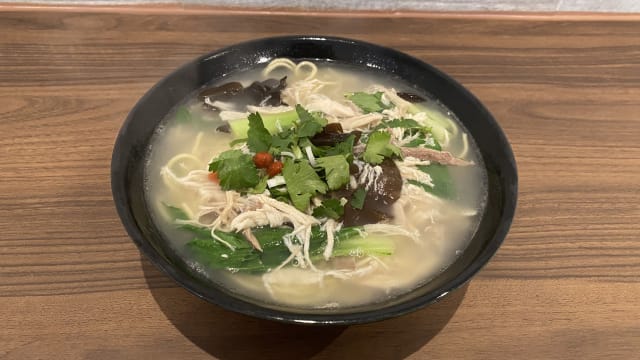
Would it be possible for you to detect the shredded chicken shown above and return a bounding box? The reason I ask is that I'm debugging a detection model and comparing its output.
[321,219,341,261]
[395,160,434,186]
[363,223,421,243]
[352,143,471,167]
[357,163,384,192]
[369,85,414,117]
[281,78,329,107]
[305,94,360,118]
[243,229,263,252]
[339,113,384,131]
[400,147,474,166]
[246,105,293,114]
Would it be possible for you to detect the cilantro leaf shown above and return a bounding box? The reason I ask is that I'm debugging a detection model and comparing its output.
[208,150,260,191]
[351,188,367,210]
[296,104,327,138]
[312,198,345,220]
[376,118,422,129]
[323,134,356,162]
[248,176,269,194]
[281,159,328,211]
[362,131,401,165]
[271,127,296,153]
[315,155,350,190]
[208,149,240,172]
[346,92,391,113]
[247,113,272,152]
[313,199,344,220]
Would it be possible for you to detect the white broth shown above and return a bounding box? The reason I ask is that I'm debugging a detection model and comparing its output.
[145,60,487,309]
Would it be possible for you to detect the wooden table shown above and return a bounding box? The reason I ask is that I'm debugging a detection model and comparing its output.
[1,7,639,359]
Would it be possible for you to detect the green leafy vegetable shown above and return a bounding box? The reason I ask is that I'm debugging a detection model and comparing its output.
[186,225,395,274]
[180,224,212,239]
[296,104,327,138]
[351,187,367,210]
[229,138,248,147]
[174,106,192,123]
[269,186,289,202]
[249,176,269,194]
[328,233,395,257]
[374,118,422,129]
[281,159,328,211]
[312,198,345,220]
[346,92,391,113]
[228,109,299,138]
[270,127,296,154]
[309,226,395,258]
[410,163,455,199]
[246,113,272,152]
[373,118,441,150]
[208,150,260,191]
[187,238,265,272]
[407,104,458,144]
[362,131,401,165]
[315,155,350,190]
[322,134,356,162]
[162,202,190,221]
[423,136,441,151]
[250,227,292,267]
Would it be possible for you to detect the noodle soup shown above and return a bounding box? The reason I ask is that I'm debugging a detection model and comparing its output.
[145,59,487,309]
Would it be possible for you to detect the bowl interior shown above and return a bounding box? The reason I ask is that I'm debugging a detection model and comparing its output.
[111,36,517,325]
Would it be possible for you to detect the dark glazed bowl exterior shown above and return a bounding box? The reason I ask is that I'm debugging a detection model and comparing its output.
[111,36,517,325]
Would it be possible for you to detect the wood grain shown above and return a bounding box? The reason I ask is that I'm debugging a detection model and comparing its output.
[1,9,639,359]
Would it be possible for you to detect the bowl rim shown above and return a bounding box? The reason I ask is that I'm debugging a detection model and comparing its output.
[111,35,518,325]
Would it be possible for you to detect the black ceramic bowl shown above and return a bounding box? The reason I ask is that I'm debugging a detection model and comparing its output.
[111,36,517,325]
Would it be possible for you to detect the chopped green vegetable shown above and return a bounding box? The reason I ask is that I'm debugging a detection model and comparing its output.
[296,104,327,138]
[229,137,248,147]
[351,187,367,210]
[312,198,345,220]
[322,134,356,162]
[281,158,328,211]
[373,118,441,150]
[187,237,265,272]
[246,113,272,152]
[362,131,401,165]
[310,226,395,258]
[270,127,296,154]
[249,175,269,194]
[409,104,457,144]
[328,233,395,257]
[346,92,391,113]
[162,202,190,221]
[174,106,192,123]
[208,150,260,191]
[410,163,455,199]
[228,110,299,138]
[403,136,441,150]
[186,225,394,273]
[269,185,289,198]
[179,224,211,238]
[374,118,422,129]
[250,227,293,267]
[424,136,441,151]
[315,155,350,190]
